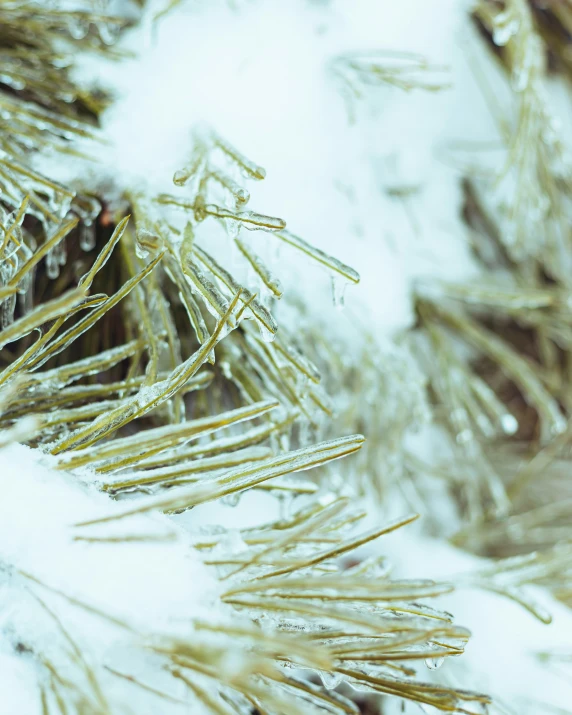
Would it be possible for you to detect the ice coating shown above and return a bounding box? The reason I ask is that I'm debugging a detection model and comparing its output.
[36,0,488,337]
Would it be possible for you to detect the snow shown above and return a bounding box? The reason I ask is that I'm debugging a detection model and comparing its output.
[38,0,494,337]
[0,444,216,623]
[0,443,218,713]
[0,653,40,714]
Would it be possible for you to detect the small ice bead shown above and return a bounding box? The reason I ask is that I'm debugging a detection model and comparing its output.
[492,12,518,46]
[173,169,189,186]
[234,186,249,204]
[500,413,518,435]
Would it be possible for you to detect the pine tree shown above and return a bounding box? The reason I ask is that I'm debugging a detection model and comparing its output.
[0,2,571,714]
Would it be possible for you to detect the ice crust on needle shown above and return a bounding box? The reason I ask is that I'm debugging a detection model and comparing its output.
[379,524,572,714]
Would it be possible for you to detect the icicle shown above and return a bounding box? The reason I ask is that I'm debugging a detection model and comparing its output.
[55,236,67,266]
[42,183,74,223]
[425,657,444,670]
[1,292,16,329]
[73,195,101,251]
[331,275,347,310]
[45,248,60,279]
[67,15,91,40]
[79,221,96,251]
[97,20,121,46]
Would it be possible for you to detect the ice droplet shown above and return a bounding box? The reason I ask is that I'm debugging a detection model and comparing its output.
[425,657,444,671]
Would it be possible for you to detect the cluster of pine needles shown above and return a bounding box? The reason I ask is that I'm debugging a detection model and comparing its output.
[0,1,571,714]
